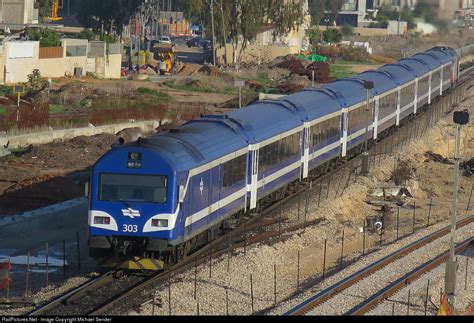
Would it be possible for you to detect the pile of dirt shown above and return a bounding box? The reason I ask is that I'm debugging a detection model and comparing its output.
[177,63,199,76]
[198,64,223,77]
[275,56,334,83]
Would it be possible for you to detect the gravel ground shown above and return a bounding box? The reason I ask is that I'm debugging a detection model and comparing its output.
[303,224,473,315]
[119,94,473,316]
[0,275,93,316]
[368,246,474,315]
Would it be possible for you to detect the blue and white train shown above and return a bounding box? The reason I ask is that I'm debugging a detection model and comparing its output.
[88,46,459,264]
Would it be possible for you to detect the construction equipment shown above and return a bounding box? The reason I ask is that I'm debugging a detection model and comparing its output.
[45,0,62,21]
[152,43,176,75]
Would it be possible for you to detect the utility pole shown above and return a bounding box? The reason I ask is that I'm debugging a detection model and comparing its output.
[218,0,228,65]
[210,0,216,65]
[361,80,374,176]
[397,8,401,35]
[445,109,470,311]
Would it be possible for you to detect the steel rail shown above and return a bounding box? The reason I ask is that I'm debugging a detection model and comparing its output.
[284,214,474,315]
[27,271,114,316]
[346,237,473,315]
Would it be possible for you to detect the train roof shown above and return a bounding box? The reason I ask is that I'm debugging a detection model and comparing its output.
[226,100,303,142]
[397,57,431,77]
[378,63,417,85]
[145,118,249,171]
[355,70,399,95]
[284,88,344,120]
[424,48,454,65]
[323,79,368,107]
[411,52,443,70]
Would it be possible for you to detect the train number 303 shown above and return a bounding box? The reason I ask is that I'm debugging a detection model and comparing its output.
[123,224,138,233]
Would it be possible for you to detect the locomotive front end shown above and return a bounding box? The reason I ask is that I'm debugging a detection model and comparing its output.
[88,144,180,266]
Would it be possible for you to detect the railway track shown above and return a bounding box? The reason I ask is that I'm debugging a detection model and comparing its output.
[346,237,473,315]
[284,215,474,316]
[25,52,474,317]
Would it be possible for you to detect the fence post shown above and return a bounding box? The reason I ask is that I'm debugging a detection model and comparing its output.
[250,274,254,315]
[466,186,473,211]
[209,242,212,279]
[25,252,30,297]
[304,191,309,231]
[412,200,416,234]
[427,197,432,228]
[424,280,430,316]
[297,194,301,221]
[362,221,366,256]
[226,288,229,316]
[152,286,157,316]
[322,239,327,278]
[326,176,331,199]
[318,180,322,207]
[244,221,247,255]
[194,256,198,300]
[465,257,469,290]
[197,302,200,316]
[76,232,81,271]
[407,289,411,315]
[279,204,282,240]
[273,264,277,306]
[297,250,300,292]
[340,230,345,270]
[45,243,49,287]
[228,232,232,272]
[379,229,383,248]
[63,240,66,281]
[392,301,395,316]
[396,207,400,241]
[168,275,172,316]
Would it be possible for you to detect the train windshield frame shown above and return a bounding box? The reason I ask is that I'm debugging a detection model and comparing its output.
[99,173,168,204]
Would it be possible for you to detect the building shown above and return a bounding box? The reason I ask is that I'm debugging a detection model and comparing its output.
[0,0,38,25]
[374,0,418,10]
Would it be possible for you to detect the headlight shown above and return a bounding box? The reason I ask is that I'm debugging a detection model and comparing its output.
[151,219,168,227]
[94,216,111,225]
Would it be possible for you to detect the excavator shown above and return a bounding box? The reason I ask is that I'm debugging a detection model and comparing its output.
[44,0,63,21]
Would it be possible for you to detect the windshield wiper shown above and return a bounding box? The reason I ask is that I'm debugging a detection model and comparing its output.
[119,198,134,209]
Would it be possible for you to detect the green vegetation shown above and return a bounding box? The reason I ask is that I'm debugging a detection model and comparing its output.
[341,24,354,36]
[163,80,236,95]
[0,106,7,115]
[307,26,322,49]
[136,87,174,103]
[79,29,96,41]
[49,104,66,114]
[0,85,13,97]
[25,28,61,47]
[330,64,358,79]
[323,28,343,43]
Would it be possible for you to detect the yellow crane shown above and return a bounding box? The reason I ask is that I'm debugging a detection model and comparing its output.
[45,0,62,21]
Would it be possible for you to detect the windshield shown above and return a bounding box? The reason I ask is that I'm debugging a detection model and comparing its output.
[99,174,168,204]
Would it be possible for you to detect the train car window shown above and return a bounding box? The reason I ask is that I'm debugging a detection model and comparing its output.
[223,154,247,188]
[348,107,367,132]
[378,92,396,118]
[99,174,168,204]
[418,76,429,95]
[431,70,441,90]
[258,133,300,173]
[443,66,451,82]
[400,83,415,108]
[310,115,341,147]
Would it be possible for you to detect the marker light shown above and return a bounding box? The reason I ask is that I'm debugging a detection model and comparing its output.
[151,219,168,227]
[94,216,111,225]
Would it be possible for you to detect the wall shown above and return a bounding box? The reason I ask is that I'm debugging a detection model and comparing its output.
[4,40,121,83]
[352,27,389,36]
[216,43,299,65]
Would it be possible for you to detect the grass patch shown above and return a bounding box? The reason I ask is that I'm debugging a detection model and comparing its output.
[330,64,358,79]
[49,104,66,114]
[136,87,174,104]
[0,106,8,115]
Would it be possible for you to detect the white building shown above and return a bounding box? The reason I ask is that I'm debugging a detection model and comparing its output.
[0,0,38,25]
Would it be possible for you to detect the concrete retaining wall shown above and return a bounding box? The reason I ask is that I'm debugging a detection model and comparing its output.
[0,197,88,240]
[0,119,163,150]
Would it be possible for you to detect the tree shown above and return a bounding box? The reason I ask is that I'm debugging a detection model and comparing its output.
[79,29,96,41]
[341,24,353,36]
[414,0,436,23]
[36,0,51,21]
[25,28,61,47]
[184,0,304,67]
[307,26,322,49]
[308,0,325,26]
[323,28,342,43]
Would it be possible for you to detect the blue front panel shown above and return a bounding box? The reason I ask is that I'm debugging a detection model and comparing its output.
[89,146,178,240]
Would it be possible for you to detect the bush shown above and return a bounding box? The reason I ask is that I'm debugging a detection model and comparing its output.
[0,85,13,97]
[323,28,343,43]
[307,26,322,49]
[79,29,96,41]
[338,46,369,62]
[25,28,61,47]
[341,24,354,36]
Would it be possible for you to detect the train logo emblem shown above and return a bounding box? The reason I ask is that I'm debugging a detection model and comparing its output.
[122,208,141,219]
